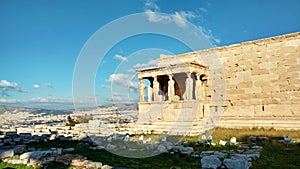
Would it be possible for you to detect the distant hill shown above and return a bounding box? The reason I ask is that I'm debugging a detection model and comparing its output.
[115,103,138,111]
[0,105,73,115]
[0,103,137,116]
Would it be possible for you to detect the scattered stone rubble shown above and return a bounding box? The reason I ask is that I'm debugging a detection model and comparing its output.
[199,144,262,169]
[3,150,105,168]
[0,131,112,169]
[89,134,264,169]
[197,136,267,169]
[0,131,295,169]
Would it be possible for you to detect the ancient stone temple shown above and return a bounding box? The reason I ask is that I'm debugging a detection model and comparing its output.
[136,59,211,135]
[133,32,300,135]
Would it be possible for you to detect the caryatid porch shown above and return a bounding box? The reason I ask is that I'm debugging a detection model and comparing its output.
[136,62,210,128]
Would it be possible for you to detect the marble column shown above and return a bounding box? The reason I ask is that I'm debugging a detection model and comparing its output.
[195,73,201,100]
[153,76,159,102]
[201,74,208,101]
[168,74,175,101]
[148,83,153,102]
[139,79,145,102]
[185,72,193,100]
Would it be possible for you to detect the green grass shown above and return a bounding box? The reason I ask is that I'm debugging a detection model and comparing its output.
[75,148,201,169]
[27,140,203,169]
[0,162,34,169]
[252,142,300,169]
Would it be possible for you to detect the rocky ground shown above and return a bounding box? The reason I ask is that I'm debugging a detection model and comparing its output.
[1,132,293,169]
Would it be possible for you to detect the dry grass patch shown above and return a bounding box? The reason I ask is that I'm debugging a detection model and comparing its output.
[211,127,300,142]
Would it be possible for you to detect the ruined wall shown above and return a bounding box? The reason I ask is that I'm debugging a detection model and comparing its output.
[163,32,300,130]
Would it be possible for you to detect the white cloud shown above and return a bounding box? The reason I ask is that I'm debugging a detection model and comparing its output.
[32,84,40,89]
[112,95,124,101]
[198,26,221,45]
[25,97,74,105]
[114,54,128,62]
[199,7,208,13]
[144,0,160,11]
[134,59,157,69]
[100,84,110,90]
[0,96,103,109]
[28,97,48,102]
[144,9,171,23]
[172,12,186,28]
[109,91,137,103]
[100,84,138,103]
[45,83,54,88]
[172,11,195,28]
[0,98,17,103]
[111,92,125,101]
[144,0,196,29]
[0,97,72,106]
[127,68,136,73]
[0,80,23,96]
[106,73,139,90]
[143,1,220,44]
[0,80,18,88]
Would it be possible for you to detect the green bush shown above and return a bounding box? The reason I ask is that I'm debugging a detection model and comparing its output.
[66,114,93,126]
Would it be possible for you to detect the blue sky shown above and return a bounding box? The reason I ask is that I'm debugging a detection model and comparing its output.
[0,0,299,109]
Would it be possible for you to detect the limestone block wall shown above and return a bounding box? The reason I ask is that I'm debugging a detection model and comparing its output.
[163,32,300,130]
[215,32,299,129]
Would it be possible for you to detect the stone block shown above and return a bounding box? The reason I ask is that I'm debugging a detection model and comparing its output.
[223,157,249,169]
[286,39,300,47]
[287,65,300,72]
[13,137,21,142]
[228,88,245,95]
[157,144,168,153]
[201,155,222,169]
[179,146,194,155]
[13,145,26,154]
[64,148,75,152]
[3,138,12,143]
[238,81,253,88]
[11,159,22,164]
[41,156,56,165]
[20,151,45,160]
[200,151,215,158]
[0,149,14,159]
[251,73,279,82]
[244,87,262,94]
[101,165,112,169]
[251,69,270,75]
[261,84,276,92]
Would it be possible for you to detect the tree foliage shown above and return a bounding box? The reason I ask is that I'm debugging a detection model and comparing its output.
[66,115,79,126]
[66,114,93,126]
[77,114,93,123]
